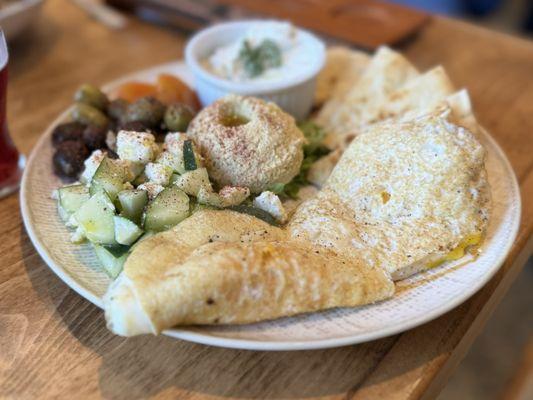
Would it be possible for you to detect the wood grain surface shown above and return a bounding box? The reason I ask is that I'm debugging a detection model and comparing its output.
[1,1,532,399]
[216,0,429,49]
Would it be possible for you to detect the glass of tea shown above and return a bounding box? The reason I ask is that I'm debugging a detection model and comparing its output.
[0,31,24,198]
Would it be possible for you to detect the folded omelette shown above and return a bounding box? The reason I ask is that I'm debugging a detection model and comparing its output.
[105,211,394,335]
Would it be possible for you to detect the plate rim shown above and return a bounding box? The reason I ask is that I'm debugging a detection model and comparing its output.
[20,61,522,351]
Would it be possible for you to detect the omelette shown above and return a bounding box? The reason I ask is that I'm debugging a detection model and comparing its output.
[290,111,490,280]
[103,47,491,336]
[105,210,394,335]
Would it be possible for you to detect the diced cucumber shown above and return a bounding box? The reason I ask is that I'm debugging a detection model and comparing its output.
[75,192,116,244]
[93,244,129,279]
[173,168,212,196]
[89,156,126,201]
[58,184,90,214]
[183,140,197,171]
[114,216,143,245]
[143,187,190,232]
[118,189,148,224]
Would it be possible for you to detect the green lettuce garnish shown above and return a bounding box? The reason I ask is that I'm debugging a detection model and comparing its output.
[269,121,330,199]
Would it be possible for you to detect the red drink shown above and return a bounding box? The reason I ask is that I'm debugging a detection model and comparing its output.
[0,31,23,198]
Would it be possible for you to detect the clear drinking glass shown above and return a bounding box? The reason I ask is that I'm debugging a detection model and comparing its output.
[0,31,24,198]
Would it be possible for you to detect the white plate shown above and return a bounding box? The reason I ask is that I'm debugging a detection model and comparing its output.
[20,61,521,351]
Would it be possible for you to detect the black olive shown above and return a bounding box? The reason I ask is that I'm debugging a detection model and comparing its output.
[119,120,151,132]
[53,140,89,179]
[107,98,129,122]
[51,122,86,147]
[83,125,107,151]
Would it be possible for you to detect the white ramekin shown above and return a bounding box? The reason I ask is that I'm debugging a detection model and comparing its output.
[185,20,326,121]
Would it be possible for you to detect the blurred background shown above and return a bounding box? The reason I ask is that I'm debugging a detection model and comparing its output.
[0,0,531,399]
[394,0,533,34]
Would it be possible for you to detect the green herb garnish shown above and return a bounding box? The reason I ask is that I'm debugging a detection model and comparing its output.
[238,39,282,78]
[272,121,331,200]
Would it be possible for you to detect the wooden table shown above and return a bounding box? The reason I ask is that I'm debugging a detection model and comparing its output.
[1,0,532,398]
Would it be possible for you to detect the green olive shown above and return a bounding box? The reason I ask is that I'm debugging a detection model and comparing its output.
[71,103,109,128]
[74,84,109,111]
[124,97,165,128]
[164,103,194,132]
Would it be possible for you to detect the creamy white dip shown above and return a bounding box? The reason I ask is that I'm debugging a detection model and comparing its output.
[204,22,316,83]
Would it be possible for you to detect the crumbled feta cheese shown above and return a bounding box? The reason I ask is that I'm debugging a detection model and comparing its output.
[253,191,287,223]
[145,162,172,186]
[164,132,187,156]
[81,149,106,184]
[116,130,156,163]
[137,182,164,200]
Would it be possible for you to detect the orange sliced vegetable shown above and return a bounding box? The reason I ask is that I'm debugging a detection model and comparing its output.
[114,82,157,103]
[156,74,200,110]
